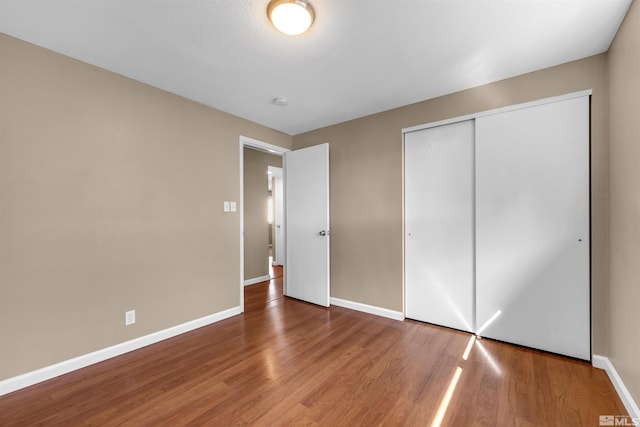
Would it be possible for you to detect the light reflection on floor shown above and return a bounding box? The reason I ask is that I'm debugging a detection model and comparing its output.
[430,328,504,426]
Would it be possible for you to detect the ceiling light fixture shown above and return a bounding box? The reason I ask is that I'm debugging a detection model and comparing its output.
[267,0,315,36]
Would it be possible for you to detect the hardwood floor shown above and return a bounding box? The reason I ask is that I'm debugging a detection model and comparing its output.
[0,268,628,426]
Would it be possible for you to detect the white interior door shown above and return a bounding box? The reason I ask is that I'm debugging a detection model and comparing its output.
[405,120,475,332]
[284,143,330,307]
[475,96,590,360]
[274,174,285,266]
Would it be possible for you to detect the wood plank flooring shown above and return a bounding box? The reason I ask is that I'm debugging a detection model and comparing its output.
[0,267,628,426]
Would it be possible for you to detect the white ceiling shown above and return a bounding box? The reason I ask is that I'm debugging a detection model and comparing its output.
[0,0,632,135]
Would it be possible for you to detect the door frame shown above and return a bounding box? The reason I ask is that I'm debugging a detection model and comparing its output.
[239,136,290,312]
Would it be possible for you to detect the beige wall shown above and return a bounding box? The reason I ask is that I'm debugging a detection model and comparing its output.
[0,34,291,379]
[243,148,281,280]
[608,0,640,405]
[2,9,637,405]
[293,54,610,355]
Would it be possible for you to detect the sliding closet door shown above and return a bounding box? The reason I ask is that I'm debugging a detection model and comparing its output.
[405,120,475,332]
[475,96,590,360]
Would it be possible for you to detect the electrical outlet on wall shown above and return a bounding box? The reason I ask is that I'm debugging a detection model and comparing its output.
[125,310,136,326]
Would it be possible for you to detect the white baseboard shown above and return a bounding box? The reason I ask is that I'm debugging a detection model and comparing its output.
[330,297,404,321]
[243,275,271,286]
[593,355,640,420]
[0,306,242,397]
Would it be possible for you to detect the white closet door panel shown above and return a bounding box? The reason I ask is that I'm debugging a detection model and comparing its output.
[475,96,590,360]
[405,120,475,332]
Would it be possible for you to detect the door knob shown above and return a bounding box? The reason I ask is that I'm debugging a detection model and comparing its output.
[318,230,329,236]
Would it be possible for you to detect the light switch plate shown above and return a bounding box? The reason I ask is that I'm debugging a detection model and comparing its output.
[223,201,230,212]
[125,310,136,326]
[230,201,237,212]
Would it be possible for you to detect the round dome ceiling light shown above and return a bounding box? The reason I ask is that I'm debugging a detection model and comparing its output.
[267,0,315,36]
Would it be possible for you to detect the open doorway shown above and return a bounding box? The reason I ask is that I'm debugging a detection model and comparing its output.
[243,147,282,284]
[239,136,330,311]
[239,136,290,312]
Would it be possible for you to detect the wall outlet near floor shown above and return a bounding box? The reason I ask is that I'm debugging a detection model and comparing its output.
[125,310,136,326]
